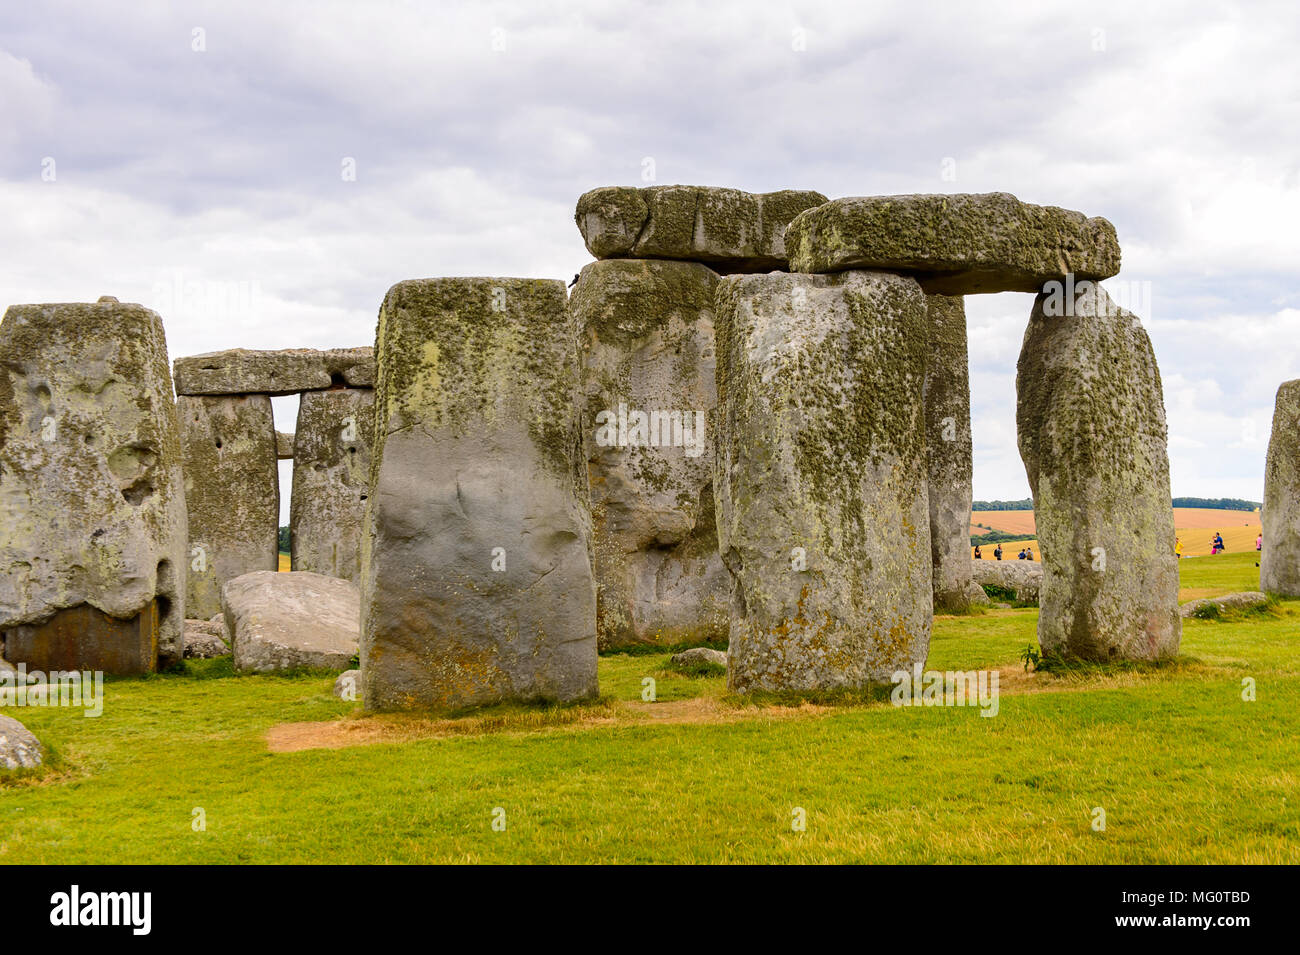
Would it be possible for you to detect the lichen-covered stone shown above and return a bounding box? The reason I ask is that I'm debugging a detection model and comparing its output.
[970,559,1042,605]
[1261,379,1300,596]
[290,388,374,582]
[178,395,279,619]
[222,570,358,673]
[924,294,973,612]
[571,259,729,648]
[362,277,598,710]
[0,300,186,670]
[275,431,294,459]
[173,346,374,396]
[575,185,828,272]
[714,270,932,692]
[183,618,230,658]
[0,715,42,770]
[1016,283,1180,660]
[786,193,1121,294]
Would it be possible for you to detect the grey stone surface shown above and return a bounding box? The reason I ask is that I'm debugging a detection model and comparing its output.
[222,571,359,673]
[714,270,932,692]
[575,185,828,271]
[785,192,1121,294]
[0,300,187,670]
[0,715,42,770]
[362,277,598,710]
[571,259,729,649]
[178,395,279,619]
[966,579,992,607]
[290,388,374,583]
[970,559,1043,604]
[183,618,230,658]
[670,647,727,667]
[173,347,374,396]
[1017,283,1180,661]
[333,668,362,700]
[1179,591,1269,618]
[924,294,973,613]
[1261,379,1300,596]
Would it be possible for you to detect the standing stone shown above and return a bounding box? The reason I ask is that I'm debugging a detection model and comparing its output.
[362,277,598,710]
[714,271,932,692]
[571,259,729,648]
[0,300,187,671]
[178,395,279,619]
[1261,379,1300,595]
[1016,282,1180,660]
[290,388,374,582]
[924,294,973,613]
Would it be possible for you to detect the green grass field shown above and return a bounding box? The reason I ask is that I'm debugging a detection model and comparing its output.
[2,550,1296,863]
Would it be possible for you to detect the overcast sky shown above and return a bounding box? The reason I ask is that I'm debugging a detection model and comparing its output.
[3,0,1298,519]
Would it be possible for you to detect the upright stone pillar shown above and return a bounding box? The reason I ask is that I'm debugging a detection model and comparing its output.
[362,277,598,711]
[178,395,279,619]
[924,294,973,613]
[571,258,729,648]
[714,271,932,692]
[1016,282,1180,660]
[1261,379,1300,595]
[0,299,187,672]
[290,388,374,582]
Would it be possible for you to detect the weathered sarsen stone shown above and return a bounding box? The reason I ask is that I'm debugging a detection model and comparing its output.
[1016,283,1180,660]
[572,259,729,648]
[178,395,279,619]
[575,185,828,271]
[173,347,374,396]
[361,277,598,710]
[786,193,1121,295]
[1261,379,1300,596]
[222,571,359,673]
[714,270,932,692]
[290,388,374,582]
[0,300,187,671]
[924,294,973,613]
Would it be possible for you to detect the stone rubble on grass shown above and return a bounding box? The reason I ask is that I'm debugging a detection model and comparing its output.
[670,647,728,668]
[970,559,1043,605]
[1178,592,1269,619]
[333,669,363,700]
[221,571,359,673]
[0,715,43,770]
[183,619,230,659]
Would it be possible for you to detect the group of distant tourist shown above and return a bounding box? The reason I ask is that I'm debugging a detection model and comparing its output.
[1172,532,1264,558]
[972,543,1033,561]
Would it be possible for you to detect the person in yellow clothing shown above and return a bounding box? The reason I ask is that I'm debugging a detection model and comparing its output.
[1175,537,1183,559]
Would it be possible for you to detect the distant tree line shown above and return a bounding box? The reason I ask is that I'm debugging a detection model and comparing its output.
[974,496,1260,512]
[970,529,1036,546]
[972,498,1034,511]
[1170,497,1260,511]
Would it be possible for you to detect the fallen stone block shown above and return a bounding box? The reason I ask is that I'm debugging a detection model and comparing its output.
[576,185,828,271]
[362,277,598,710]
[222,571,359,673]
[173,347,374,396]
[178,395,280,619]
[714,270,932,692]
[290,388,374,583]
[1178,591,1269,618]
[670,647,727,668]
[0,715,42,770]
[786,192,1120,295]
[183,618,230,658]
[970,559,1043,605]
[0,300,187,671]
[333,668,363,700]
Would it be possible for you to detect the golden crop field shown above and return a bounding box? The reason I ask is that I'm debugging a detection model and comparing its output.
[970,507,1262,559]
